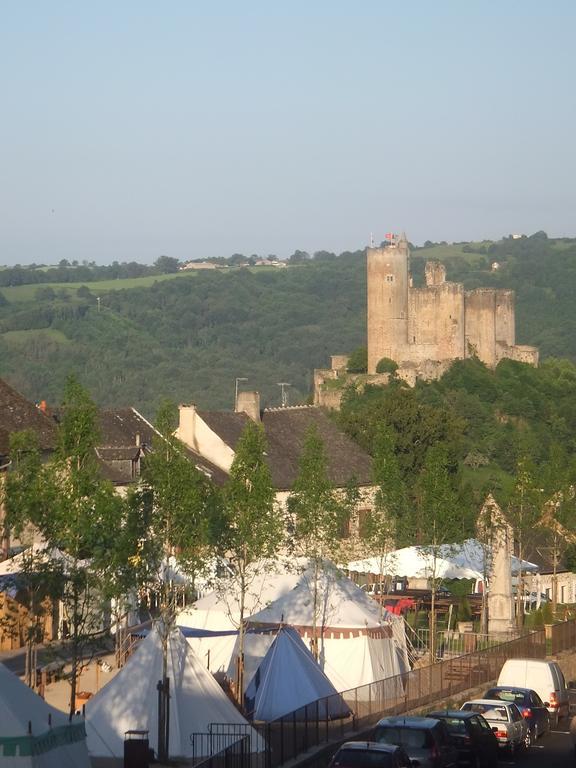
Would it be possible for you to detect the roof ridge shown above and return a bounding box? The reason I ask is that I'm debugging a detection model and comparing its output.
[264,405,318,413]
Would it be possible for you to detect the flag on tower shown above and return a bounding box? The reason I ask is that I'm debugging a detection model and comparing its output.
[385,232,394,240]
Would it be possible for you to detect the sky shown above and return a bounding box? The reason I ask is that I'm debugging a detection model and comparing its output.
[1,2,575,265]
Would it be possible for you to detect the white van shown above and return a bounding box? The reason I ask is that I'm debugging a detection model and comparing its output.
[497,658,569,724]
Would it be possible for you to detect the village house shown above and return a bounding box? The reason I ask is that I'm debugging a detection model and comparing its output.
[175,390,376,550]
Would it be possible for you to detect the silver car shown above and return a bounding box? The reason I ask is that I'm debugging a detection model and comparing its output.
[460,699,527,755]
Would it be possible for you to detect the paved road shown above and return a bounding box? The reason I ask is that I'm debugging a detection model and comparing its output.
[508,726,574,767]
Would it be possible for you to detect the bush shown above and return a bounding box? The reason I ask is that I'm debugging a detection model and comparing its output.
[458,597,472,622]
[376,357,398,374]
[347,346,367,373]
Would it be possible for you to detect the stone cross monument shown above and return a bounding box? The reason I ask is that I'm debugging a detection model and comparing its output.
[478,494,516,636]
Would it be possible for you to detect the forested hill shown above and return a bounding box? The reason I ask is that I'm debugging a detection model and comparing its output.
[0,231,575,416]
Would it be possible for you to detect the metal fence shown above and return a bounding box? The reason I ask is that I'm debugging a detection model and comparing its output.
[190,724,256,768]
[254,628,547,768]
[549,618,576,656]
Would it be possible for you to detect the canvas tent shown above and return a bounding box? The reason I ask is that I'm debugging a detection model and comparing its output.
[346,548,483,581]
[0,663,90,768]
[85,625,262,762]
[347,539,538,583]
[244,626,350,722]
[178,559,409,695]
[246,561,409,694]
[177,560,303,674]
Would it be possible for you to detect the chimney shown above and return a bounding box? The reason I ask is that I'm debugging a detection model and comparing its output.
[235,390,261,422]
[177,403,198,447]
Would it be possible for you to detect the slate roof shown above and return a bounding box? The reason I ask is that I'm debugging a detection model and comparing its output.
[0,378,57,453]
[96,408,156,449]
[199,405,373,490]
[94,408,228,485]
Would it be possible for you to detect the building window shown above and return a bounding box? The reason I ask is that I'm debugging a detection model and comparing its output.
[339,513,351,539]
[358,509,370,537]
[385,274,395,283]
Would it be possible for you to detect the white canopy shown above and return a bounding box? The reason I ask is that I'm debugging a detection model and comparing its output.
[0,663,90,768]
[346,539,539,581]
[244,626,350,722]
[347,548,483,581]
[0,544,71,577]
[439,538,539,576]
[85,625,262,760]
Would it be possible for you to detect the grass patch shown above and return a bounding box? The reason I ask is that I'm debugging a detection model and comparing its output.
[3,328,71,344]
[1,271,196,303]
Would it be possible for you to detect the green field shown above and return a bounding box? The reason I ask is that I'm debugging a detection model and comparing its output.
[3,328,71,344]
[1,271,197,303]
[413,242,494,266]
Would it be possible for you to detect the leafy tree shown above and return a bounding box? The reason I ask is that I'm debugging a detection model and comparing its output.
[288,249,310,264]
[5,379,135,717]
[361,425,408,613]
[415,445,461,661]
[218,420,281,699]
[34,286,55,301]
[154,255,180,274]
[288,426,353,657]
[346,346,368,373]
[507,457,542,627]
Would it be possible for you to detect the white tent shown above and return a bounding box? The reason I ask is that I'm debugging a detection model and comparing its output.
[246,561,409,695]
[346,540,539,582]
[347,548,483,581]
[0,663,90,768]
[0,545,70,577]
[438,538,539,577]
[177,560,303,675]
[85,625,262,761]
[244,626,350,722]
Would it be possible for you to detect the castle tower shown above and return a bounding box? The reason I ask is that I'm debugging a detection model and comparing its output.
[367,234,409,374]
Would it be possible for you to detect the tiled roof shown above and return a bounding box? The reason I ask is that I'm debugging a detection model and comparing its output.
[0,378,57,452]
[200,405,373,490]
[96,408,156,449]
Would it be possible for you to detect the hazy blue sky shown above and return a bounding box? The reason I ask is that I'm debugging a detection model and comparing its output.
[1,2,575,265]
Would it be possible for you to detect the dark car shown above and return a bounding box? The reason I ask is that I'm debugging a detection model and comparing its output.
[328,741,413,768]
[374,716,459,768]
[428,710,498,767]
[483,686,551,745]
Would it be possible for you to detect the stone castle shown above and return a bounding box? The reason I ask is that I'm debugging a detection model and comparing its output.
[315,234,538,407]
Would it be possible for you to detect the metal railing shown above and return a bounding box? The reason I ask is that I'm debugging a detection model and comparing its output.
[190,725,256,768]
[413,628,518,660]
[254,628,547,768]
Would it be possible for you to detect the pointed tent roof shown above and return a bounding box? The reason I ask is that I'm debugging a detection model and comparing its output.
[85,625,262,760]
[244,627,350,722]
[0,664,90,767]
[246,560,390,629]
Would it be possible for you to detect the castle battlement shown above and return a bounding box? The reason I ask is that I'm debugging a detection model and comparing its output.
[367,236,538,375]
[314,234,538,408]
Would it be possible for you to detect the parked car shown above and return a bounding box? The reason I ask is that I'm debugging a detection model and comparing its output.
[427,710,498,767]
[460,699,527,755]
[373,716,459,767]
[328,741,413,768]
[483,686,550,744]
[497,658,569,725]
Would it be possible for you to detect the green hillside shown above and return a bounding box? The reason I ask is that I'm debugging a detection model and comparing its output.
[1,231,575,416]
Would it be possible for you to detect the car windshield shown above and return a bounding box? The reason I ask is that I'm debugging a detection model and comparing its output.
[375,726,432,748]
[437,717,467,734]
[487,690,525,705]
[462,704,507,721]
[333,749,394,768]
